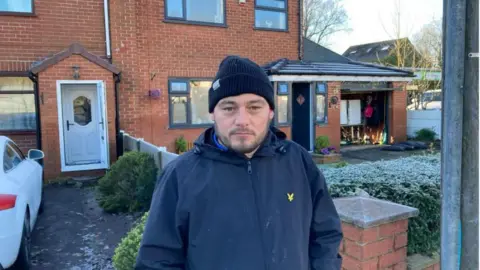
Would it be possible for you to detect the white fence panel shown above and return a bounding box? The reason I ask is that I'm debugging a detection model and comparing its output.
[407,110,442,139]
[120,131,179,172]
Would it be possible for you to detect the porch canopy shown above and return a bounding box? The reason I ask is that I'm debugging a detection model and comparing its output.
[263,58,415,84]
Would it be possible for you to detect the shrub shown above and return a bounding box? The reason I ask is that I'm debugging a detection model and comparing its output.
[322,154,440,256]
[175,136,187,153]
[415,128,437,142]
[315,136,330,153]
[113,212,149,270]
[333,161,348,168]
[96,151,158,213]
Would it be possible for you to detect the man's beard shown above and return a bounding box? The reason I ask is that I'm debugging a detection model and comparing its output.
[214,121,271,154]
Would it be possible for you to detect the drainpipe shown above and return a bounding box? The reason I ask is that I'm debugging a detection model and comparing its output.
[103,0,112,58]
[114,73,122,157]
[28,72,43,166]
[298,0,303,60]
[440,0,466,269]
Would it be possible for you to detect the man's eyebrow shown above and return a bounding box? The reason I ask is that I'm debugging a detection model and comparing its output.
[218,100,237,106]
[247,99,267,105]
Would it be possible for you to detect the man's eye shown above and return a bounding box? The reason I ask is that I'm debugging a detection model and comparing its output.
[223,107,234,112]
[250,106,261,111]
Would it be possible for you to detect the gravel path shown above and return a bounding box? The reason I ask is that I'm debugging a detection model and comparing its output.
[30,185,141,270]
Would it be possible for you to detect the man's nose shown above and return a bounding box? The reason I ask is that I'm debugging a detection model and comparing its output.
[234,107,250,126]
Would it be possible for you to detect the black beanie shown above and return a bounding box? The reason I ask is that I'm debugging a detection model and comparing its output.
[208,55,275,113]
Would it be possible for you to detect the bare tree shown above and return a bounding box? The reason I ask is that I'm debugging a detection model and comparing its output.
[303,0,350,46]
[413,19,442,69]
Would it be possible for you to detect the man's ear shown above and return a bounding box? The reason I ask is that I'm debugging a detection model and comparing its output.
[269,109,274,120]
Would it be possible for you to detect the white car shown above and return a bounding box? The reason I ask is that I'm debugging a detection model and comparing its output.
[0,136,44,270]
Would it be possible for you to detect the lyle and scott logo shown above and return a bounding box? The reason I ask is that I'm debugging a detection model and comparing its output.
[287,193,294,202]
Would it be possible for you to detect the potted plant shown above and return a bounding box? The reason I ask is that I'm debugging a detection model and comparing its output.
[311,136,341,164]
[175,136,187,154]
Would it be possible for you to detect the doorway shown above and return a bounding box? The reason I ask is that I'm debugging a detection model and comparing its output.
[291,83,313,151]
[56,81,109,172]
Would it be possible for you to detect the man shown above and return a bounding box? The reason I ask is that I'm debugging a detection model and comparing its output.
[135,56,343,270]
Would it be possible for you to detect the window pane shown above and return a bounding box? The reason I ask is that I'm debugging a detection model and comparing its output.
[277,96,288,124]
[8,142,25,160]
[0,77,34,91]
[278,83,288,94]
[316,83,327,94]
[255,10,286,29]
[0,94,36,131]
[0,0,32,13]
[186,0,224,24]
[170,81,188,92]
[257,0,285,9]
[166,0,183,18]
[316,95,326,122]
[171,96,187,124]
[190,81,213,125]
[4,145,21,171]
[73,96,92,126]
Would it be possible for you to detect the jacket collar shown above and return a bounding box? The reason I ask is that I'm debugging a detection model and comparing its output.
[193,126,288,164]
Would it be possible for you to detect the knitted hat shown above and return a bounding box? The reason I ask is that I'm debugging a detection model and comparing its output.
[208,55,275,113]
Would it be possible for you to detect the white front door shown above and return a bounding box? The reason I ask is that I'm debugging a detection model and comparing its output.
[60,83,105,168]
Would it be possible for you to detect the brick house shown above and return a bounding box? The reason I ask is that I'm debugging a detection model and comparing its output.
[0,0,118,179]
[0,0,413,180]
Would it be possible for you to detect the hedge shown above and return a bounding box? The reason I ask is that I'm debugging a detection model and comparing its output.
[113,212,149,270]
[323,154,441,255]
[96,151,158,213]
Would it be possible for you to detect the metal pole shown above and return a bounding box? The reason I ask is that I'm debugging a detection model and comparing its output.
[461,0,479,268]
[441,0,466,269]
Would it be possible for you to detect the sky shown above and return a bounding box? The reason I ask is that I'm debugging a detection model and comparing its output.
[326,0,443,54]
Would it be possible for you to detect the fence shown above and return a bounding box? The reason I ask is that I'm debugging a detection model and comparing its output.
[118,131,179,173]
[407,109,442,139]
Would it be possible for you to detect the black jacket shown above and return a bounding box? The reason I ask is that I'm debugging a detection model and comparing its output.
[135,127,343,270]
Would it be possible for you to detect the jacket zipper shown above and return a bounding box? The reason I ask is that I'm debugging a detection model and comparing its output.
[247,159,269,270]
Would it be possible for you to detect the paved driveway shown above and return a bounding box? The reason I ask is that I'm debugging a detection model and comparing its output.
[30,185,140,270]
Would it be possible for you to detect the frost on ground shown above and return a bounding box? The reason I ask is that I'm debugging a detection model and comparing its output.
[30,185,140,270]
[322,153,441,185]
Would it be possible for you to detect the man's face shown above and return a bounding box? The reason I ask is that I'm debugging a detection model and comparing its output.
[211,93,274,156]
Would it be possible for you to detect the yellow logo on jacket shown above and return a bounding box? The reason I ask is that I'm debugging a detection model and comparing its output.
[287,193,294,202]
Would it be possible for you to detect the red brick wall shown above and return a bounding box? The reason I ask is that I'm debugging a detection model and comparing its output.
[110,0,300,151]
[389,82,408,143]
[0,0,107,72]
[316,82,341,150]
[37,55,116,180]
[2,133,37,155]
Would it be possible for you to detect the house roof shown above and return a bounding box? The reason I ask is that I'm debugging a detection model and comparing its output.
[342,38,409,63]
[30,43,120,75]
[303,38,351,63]
[263,58,414,77]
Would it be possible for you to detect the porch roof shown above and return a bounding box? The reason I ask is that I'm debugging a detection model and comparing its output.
[263,58,415,78]
[30,43,120,75]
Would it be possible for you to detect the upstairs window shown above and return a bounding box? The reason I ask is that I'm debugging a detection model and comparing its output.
[166,0,225,25]
[0,0,34,14]
[255,0,287,31]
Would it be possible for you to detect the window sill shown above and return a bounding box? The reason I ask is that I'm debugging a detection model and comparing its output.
[276,123,290,127]
[168,124,213,130]
[163,19,227,28]
[316,122,329,126]
[253,26,288,33]
[0,11,36,17]
[0,130,36,135]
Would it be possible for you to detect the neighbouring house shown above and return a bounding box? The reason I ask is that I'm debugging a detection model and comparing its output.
[263,38,414,150]
[0,0,119,179]
[0,0,413,180]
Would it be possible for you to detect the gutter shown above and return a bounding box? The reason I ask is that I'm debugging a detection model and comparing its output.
[104,0,112,58]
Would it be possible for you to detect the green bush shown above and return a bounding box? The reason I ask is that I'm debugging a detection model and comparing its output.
[323,154,440,256]
[175,136,187,153]
[314,136,330,153]
[96,151,157,213]
[333,161,348,168]
[113,212,149,270]
[415,128,437,142]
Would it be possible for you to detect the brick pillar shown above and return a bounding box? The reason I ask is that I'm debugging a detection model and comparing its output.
[333,195,419,270]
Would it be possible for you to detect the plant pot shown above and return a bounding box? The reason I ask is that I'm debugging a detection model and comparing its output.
[311,153,342,164]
